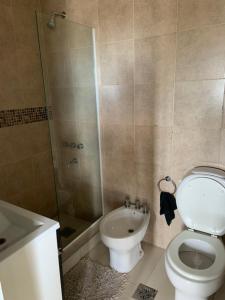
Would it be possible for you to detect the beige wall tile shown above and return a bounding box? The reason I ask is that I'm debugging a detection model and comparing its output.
[79,155,101,188]
[102,124,134,161]
[0,4,15,51]
[68,22,93,49]
[102,157,136,203]
[134,0,177,39]
[16,49,44,90]
[135,162,153,200]
[0,122,51,165]
[100,40,134,85]
[76,122,100,158]
[101,85,134,126]
[98,0,133,43]
[172,127,221,178]
[21,87,45,108]
[12,6,39,52]
[11,0,40,9]
[0,1,11,6]
[32,151,55,184]
[135,82,174,127]
[178,0,225,32]
[0,50,19,91]
[176,25,225,81]
[70,47,95,87]
[66,0,98,26]
[53,86,97,123]
[174,80,224,129]
[103,188,126,213]
[135,34,176,84]
[75,182,102,221]
[0,88,23,110]
[47,51,71,88]
[41,0,66,13]
[135,126,172,169]
[3,159,35,196]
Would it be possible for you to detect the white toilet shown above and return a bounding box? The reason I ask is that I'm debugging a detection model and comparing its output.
[165,167,225,300]
[100,205,150,273]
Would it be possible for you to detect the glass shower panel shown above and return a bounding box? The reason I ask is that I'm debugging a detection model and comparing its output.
[37,13,102,247]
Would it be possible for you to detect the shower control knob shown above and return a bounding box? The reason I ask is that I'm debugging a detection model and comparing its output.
[77,143,84,150]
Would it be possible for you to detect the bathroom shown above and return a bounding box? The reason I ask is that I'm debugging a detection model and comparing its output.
[0,0,225,299]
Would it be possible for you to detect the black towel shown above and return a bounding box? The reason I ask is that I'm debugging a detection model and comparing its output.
[160,192,177,225]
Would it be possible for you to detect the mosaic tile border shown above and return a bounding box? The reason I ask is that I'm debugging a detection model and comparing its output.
[0,107,48,128]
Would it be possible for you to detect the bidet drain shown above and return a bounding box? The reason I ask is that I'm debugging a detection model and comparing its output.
[0,238,6,245]
[128,229,134,233]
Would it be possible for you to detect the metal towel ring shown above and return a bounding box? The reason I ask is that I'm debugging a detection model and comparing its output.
[157,176,177,195]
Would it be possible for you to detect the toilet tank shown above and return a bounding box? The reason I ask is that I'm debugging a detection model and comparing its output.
[176,167,225,236]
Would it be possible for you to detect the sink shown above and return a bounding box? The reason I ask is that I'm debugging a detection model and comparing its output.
[0,207,39,253]
[0,200,62,300]
[0,200,58,262]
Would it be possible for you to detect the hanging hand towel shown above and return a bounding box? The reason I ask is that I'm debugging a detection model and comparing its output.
[160,192,177,225]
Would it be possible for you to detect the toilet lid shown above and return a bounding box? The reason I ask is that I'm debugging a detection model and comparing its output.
[176,176,225,236]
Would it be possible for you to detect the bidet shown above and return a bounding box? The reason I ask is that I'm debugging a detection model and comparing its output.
[100,206,150,272]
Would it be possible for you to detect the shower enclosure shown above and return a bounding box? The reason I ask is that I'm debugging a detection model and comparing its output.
[36,12,102,248]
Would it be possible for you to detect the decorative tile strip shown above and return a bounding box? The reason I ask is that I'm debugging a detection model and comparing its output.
[0,107,48,128]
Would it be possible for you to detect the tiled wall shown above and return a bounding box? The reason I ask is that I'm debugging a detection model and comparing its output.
[97,0,225,249]
[41,0,225,248]
[0,0,57,217]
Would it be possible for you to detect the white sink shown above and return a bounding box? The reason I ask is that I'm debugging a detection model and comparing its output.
[0,200,58,262]
[0,200,62,300]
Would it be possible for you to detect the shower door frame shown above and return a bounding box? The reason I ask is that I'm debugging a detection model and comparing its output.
[36,11,104,250]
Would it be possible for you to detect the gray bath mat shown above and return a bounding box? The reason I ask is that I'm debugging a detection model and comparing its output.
[64,257,128,300]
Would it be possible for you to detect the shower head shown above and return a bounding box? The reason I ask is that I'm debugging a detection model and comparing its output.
[47,11,66,29]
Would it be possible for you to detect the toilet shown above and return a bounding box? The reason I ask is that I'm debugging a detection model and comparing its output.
[100,205,150,273]
[165,167,225,300]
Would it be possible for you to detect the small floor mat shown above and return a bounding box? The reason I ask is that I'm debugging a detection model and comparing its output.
[64,257,128,300]
[133,283,158,300]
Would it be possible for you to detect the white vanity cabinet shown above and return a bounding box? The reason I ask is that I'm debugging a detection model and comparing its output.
[0,201,62,300]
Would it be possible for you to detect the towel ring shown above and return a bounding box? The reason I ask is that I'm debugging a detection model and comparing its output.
[157,176,177,195]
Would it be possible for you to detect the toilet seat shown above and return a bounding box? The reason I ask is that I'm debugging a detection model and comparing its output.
[166,230,225,282]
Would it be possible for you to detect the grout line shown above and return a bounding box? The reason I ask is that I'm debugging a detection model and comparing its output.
[177,21,225,34]
[170,0,179,180]
[132,0,137,199]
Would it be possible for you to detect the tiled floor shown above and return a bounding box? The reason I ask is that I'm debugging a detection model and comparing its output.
[87,241,225,300]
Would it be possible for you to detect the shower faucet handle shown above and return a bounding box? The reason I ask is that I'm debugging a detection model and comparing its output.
[142,203,149,214]
[77,143,84,150]
[67,158,78,167]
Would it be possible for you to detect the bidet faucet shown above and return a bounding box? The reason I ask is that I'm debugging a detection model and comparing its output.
[135,199,141,209]
[142,203,149,214]
[124,196,131,208]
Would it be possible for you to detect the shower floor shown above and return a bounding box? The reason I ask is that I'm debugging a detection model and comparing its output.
[58,213,92,248]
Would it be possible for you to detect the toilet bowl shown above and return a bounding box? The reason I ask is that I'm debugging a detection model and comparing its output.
[165,167,225,300]
[100,206,150,273]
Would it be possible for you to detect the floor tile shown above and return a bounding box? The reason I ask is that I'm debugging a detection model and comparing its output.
[127,243,164,284]
[87,242,109,266]
[144,254,175,300]
[214,283,225,300]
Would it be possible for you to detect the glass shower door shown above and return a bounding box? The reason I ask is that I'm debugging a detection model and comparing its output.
[36,12,102,248]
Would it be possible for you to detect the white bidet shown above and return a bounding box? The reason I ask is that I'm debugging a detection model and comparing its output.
[100,206,150,273]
